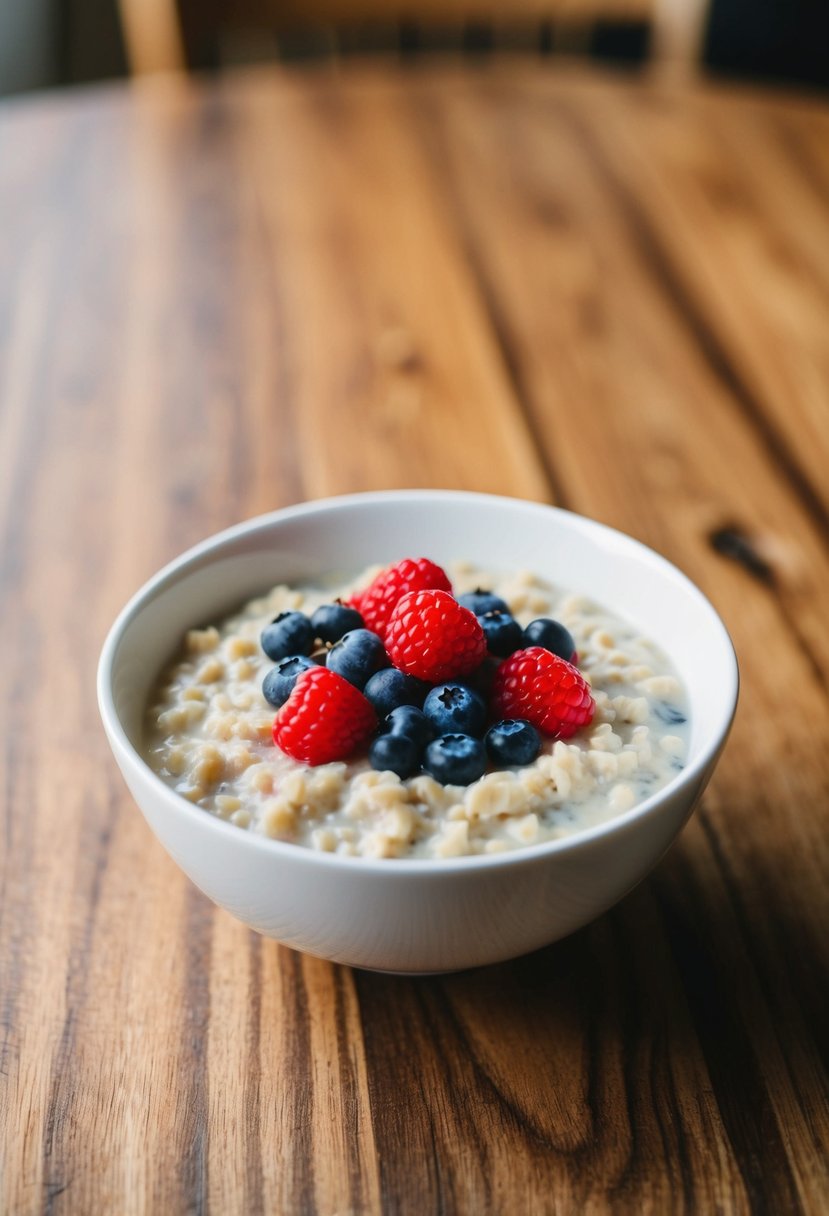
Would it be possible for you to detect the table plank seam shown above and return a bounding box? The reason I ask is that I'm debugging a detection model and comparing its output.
[557,100,829,548]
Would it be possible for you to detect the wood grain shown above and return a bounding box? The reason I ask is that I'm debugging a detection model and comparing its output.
[1,63,828,1215]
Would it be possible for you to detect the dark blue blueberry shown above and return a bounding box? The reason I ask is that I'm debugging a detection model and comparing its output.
[311,601,364,644]
[457,588,509,616]
[363,668,428,719]
[485,718,541,767]
[423,683,487,737]
[478,609,525,658]
[262,654,317,707]
[423,734,487,785]
[369,733,421,780]
[326,628,387,689]
[261,611,315,661]
[655,702,687,725]
[384,705,436,750]
[523,617,576,662]
[464,656,499,699]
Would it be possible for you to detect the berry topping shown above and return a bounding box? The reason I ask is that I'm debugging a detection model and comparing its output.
[457,589,509,616]
[384,705,436,749]
[273,667,377,765]
[385,589,487,683]
[311,602,364,645]
[478,609,525,658]
[326,628,388,690]
[423,682,486,737]
[491,647,595,739]
[523,618,577,663]
[261,611,314,662]
[369,733,421,779]
[423,734,487,786]
[352,558,452,639]
[362,668,428,718]
[262,654,317,707]
[485,718,542,767]
[463,655,500,699]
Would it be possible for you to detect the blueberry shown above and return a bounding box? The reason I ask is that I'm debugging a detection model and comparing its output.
[363,668,428,718]
[523,618,576,662]
[485,718,541,767]
[463,656,500,699]
[369,733,421,779]
[326,628,387,689]
[423,734,487,785]
[262,654,317,707]
[311,602,364,644]
[423,683,486,737]
[457,588,509,616]
[384,705,436,750]
[655,702,687,725]
[478,609,525,658]
[261,611,315,661]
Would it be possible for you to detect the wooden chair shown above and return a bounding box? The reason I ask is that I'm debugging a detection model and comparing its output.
[117,0,709,77]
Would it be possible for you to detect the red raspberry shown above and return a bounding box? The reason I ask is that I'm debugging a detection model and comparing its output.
[491,647,595,739]
[351,558,452,639]
[386,589,487,683]
[273,667,377,765]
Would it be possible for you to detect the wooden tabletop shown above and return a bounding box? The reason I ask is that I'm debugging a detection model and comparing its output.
[1,60,828,1215]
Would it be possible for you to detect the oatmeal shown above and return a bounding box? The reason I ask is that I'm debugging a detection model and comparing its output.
[144,563,689,859]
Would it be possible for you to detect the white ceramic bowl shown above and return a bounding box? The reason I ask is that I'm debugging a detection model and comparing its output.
[98,491,738,973]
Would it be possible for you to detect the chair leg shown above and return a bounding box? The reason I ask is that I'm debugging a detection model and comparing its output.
[117,0,186,75]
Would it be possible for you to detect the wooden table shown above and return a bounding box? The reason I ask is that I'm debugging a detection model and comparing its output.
[1,60,828,1215]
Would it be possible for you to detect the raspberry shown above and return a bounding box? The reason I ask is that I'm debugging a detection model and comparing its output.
[386,589,487,683]
[273,666,377,765]
[490,647,595,739]
[351,558,452,640]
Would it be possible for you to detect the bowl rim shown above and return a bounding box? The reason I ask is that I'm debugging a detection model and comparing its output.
[97,489,739,875]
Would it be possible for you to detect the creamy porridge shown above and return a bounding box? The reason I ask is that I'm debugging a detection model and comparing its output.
[144,563,688,859]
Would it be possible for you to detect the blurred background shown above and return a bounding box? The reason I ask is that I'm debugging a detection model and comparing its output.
[1,0,827,97]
